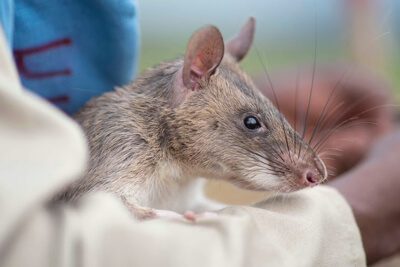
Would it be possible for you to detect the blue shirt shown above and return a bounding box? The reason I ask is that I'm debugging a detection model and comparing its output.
[1,0,139,115]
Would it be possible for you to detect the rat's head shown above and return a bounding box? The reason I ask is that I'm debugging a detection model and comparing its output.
[168,18,327,193]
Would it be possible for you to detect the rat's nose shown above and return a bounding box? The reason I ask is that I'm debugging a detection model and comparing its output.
[304,170,320,187]
[300,155,328,187]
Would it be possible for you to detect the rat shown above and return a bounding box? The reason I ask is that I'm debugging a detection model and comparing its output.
[55,17,327,219]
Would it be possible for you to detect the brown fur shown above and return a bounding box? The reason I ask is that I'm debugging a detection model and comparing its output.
[54,19,327,218]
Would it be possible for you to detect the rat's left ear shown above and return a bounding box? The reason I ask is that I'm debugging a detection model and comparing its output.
[225,17,255,62]
[182,25,224,90]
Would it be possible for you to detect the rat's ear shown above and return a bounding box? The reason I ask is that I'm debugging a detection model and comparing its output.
[182,26,224,90]
[225,17,255,62]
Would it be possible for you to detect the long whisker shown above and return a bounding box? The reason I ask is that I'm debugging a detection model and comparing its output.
[313,103,397,152]
[231,144,287,171]
[314,118,368,153]
[235,147,289,173]
[298,5,392,159]
[254,46,293,164]
[294,65,301,158]
[308,70,347,145]
[232,144,290,172]
[310,93,370,149]
[309,101,346,145]
[314,119,379,154]
[300,0,318,159]
[234,149,287,174]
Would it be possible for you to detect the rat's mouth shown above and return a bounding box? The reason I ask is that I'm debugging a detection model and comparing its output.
[226,161,326,193]
[268,179,310,193]
[280,168,324,191]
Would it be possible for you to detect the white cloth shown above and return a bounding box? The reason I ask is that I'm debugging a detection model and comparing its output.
[0,27,366,267]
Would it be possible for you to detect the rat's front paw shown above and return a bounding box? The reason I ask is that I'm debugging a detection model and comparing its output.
[153,209,218,221]
[132,207,183,220]
[183,210,218,221]
[128,205,157,220]
[121,197,157,220]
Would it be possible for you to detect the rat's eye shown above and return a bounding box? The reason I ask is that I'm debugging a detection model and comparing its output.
[244,116,261,130]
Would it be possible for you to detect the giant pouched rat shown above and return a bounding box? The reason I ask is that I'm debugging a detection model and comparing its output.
[55,18,327,219]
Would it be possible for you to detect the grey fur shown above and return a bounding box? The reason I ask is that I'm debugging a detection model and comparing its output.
[54,22,327,219]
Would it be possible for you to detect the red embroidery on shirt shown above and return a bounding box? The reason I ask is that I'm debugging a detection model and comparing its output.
[47,94,70,103]
[13,38,72,79]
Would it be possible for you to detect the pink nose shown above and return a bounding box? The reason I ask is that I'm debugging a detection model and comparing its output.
[304,170,319,187]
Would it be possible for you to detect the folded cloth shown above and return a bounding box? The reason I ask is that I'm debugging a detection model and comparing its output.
[1,0,139,114]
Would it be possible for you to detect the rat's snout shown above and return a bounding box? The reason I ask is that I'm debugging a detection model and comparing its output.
[281,151,327,190]
[303,168,322,187]
[301,156,327,187]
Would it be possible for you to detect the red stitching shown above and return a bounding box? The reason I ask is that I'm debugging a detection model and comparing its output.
[47,94,70,103]
[13,38,72,79]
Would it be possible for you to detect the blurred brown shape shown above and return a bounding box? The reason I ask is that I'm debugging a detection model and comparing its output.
[253,63,397,178]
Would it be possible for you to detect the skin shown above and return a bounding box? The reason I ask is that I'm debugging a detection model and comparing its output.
[331,127,400,264]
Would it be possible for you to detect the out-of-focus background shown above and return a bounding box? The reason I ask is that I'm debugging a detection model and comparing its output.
[137,0,400,100]
[136,1,400,265]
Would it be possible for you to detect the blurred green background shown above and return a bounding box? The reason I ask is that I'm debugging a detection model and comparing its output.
[136,0,400,102]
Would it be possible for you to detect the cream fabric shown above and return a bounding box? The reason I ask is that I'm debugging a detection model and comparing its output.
[0,27,366,267]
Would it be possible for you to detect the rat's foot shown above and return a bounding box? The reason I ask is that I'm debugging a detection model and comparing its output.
[183,210,218,221]
[121,197,157,220]
[126,204,156,220]
[120,196,217,221]
[128,206,185,220]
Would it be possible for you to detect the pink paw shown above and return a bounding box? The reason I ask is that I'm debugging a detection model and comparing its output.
[183,210,218,221]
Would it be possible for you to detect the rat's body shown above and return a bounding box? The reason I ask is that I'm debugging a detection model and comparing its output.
[56,18,327,218]
[59,61,217,213]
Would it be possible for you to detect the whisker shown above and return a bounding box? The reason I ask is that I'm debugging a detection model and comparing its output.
[254,46,293,164]
[232,144,290,172]
[308,70,347,145]
[310,94,371,149]
[231,144,288,171]
[314,119,378,153]
[313,102,396,151]
[300,0,318,160]
[294,65,302,159]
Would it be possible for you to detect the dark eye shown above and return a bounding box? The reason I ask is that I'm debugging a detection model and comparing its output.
[244,116,261,130]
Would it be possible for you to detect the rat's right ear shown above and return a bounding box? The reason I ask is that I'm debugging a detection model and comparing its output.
[225,17,255,62]
[182,26,224,90]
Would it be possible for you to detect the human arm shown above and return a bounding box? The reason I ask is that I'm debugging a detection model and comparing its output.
[331,128,400,264]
